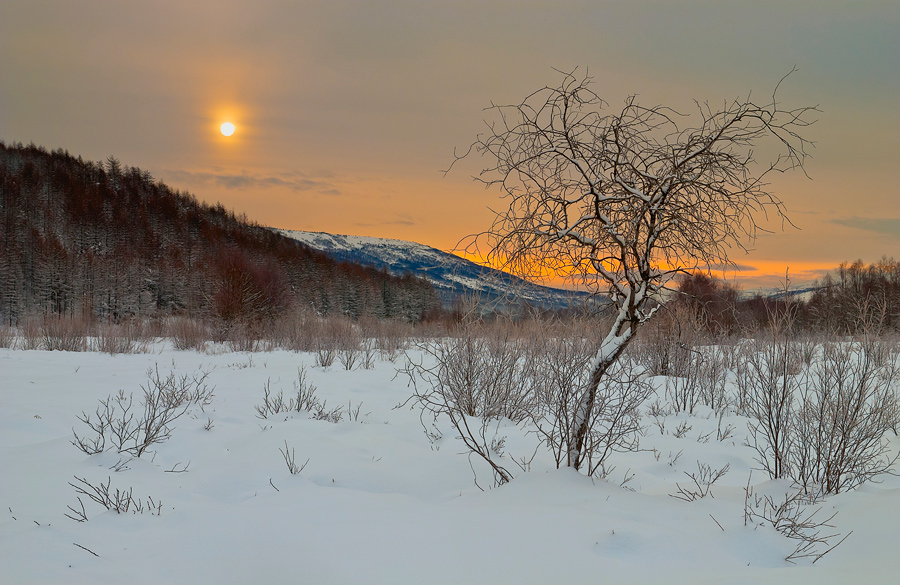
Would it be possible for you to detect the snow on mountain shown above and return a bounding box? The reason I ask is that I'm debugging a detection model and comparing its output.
[277,229,591,311]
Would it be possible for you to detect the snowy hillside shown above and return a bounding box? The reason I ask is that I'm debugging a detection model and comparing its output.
[3,344,899,584]
[277,229,591,311]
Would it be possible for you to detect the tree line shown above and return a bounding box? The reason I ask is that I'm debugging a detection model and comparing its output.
[672,261,900,337]
[0,142,441,326]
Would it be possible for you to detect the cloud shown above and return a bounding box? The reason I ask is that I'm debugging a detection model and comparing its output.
[705,262,758,273]
[164,169,335,193]
[830,217,900,238]
[355,219,415,227]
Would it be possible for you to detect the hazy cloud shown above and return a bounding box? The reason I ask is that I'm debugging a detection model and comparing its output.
[706,262,758,273]
[830,217,900,238]
[164,169,335,193]
[355,219,415,227]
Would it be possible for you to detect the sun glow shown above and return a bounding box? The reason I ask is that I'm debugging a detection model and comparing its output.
[220,122,236,137]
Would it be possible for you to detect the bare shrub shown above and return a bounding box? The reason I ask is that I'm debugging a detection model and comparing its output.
[670,461,730,501]
[0,324,17,349]
[402,327,531,487]
[716,412,736,442]
[697,348,729,413]
[744,478,850,564]
[19,316,46,350]
[665,350,703,415]
[337,322,362,370]
[168,317,208,351]
[270,309,318,352]
[632,305,732,415]
[255,370,344,423]
[279,440,309,475]
[405,380,515,488]
[254,379,293,419]
[630,302,701,378]
[94,324,129,355]
[40,315,90,351]
[314,336,337,368]
[741,334,802,480]
[310,403,345,423]
[371,318,411,361]
[65,476,162,521]
[293,367,321,412]
[94,319,151,354]
[672,420,693,439]
[792,339,900,495]
[142,317,168,339]
[743,332,900,495]
[406,325,536,423]
[360,338,377,369]
[72,366,213,457]
[226,320,263,353]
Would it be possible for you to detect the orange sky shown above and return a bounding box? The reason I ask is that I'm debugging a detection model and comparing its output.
[2,1,898,291]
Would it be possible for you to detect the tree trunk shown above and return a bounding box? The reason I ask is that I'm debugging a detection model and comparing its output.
[567,322,636,470]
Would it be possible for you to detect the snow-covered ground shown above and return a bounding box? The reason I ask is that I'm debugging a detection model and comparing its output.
[2,344,898,584]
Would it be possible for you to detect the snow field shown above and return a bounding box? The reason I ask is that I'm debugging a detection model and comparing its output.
[2,345,899,584]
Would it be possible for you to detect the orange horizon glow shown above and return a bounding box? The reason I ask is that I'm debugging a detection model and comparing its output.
[449,248,841,292]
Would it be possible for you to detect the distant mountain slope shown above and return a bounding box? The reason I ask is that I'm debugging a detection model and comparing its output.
[277,229,591,310]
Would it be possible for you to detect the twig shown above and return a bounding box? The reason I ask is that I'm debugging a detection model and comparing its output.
[164,461,190,473]
[73,542,99,557]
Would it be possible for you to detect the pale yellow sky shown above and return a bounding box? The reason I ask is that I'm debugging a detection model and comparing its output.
[2,1,898,290]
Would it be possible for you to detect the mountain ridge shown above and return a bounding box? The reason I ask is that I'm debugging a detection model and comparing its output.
[277,229,592,311]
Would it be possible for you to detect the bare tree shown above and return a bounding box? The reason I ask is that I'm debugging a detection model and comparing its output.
[457,69,815,471]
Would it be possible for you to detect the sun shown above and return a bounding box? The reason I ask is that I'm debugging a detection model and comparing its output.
[220,122,236,137]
